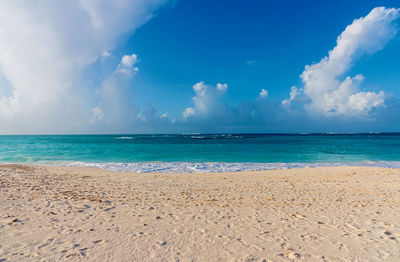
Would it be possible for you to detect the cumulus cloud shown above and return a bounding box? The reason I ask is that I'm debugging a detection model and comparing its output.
[90,52,174,132]
[116,53,139,76]
[282,86,301,106]
[216,83,228,92]
[259,89,268,98]
[160,112,169,119]
[183,82,231,120]
[121,54,138,68]
[300,7,399,117]
[0,0,168,133]
[183,107,195,119]
[89,69,139,131]
[178,81,288,132]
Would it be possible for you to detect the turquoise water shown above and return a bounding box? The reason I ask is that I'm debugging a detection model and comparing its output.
[0,134,399,172]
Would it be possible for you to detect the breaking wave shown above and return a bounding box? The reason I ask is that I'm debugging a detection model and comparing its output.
[66,161,400,173]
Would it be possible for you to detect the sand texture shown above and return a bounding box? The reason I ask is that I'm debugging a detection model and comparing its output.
[1,164,400,261]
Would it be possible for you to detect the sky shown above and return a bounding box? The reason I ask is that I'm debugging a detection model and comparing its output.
[0,0,400,134]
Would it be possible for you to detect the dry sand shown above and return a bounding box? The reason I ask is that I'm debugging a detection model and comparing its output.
[0,164,400,261]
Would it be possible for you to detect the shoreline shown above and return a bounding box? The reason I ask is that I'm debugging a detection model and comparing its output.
[1,164,400,261]
[2,160,400,173]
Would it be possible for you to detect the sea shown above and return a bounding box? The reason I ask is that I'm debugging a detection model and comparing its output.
[0,133,399,173]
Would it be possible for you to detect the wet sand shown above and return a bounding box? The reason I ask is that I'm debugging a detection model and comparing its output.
[1,164,399,261]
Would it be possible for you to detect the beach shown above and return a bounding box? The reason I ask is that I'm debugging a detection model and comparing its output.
[1,164,399,261]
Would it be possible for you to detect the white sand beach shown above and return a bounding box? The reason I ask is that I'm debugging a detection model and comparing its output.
[1,164,400,261]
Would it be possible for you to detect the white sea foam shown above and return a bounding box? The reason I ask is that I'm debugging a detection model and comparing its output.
[115,136,135,140]
[66,161,400,173]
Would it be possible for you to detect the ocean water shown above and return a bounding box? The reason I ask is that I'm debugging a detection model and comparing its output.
[0,133,399,172]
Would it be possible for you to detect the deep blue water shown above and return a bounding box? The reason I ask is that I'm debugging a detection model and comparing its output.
[0,134,399,172]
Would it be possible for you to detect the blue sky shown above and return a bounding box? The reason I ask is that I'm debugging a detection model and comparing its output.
[126,0,400,114]
[0,1,399,133]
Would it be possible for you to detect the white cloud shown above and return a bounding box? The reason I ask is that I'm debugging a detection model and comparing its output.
[89,69,140,132]
[192,81,206,93]
[259,89,268,98]
[322,74,385,115]
[116,53,139,76]
[121,54,138,68]
[0,0,168,133]
[183,82,229,119]
[348,91,385,112]
[102,51,111,57]
[216,83,228,92]
[89,107,104,124]
[90,52,142,129]
[301,7,399,116]
[282,86,301,106]
[183,107,195,119]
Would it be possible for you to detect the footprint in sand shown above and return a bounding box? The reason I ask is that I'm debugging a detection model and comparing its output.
[93,240,103,244]
[292,213,305,219]
[384,231,392,236]
[278,250,301,260]
[384,231,396,240]
[8,218,23,225]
